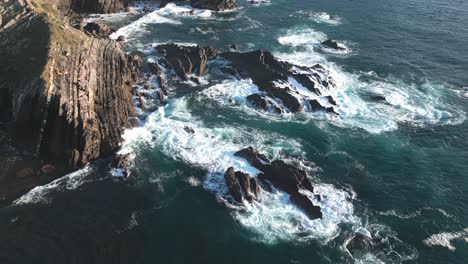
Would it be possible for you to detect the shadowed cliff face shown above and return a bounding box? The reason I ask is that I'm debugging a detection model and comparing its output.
[0,0,141,205]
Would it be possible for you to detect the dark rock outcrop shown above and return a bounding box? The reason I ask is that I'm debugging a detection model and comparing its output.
[0,0,141,204]
[290,193,322,220]
[83,22,114,38]
[233,147,322,220]
[321,39,345,51]
[190,0,238,11]
[224,167,245,203]
[224,167,261,203]
[155,44,218,81]
[153,44,338,114]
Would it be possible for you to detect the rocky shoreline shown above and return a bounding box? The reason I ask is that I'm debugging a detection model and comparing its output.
[0,0,241,208]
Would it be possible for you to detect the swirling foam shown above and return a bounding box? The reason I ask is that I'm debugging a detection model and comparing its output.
[276,28,466,133]
[121,98,359,243]
[13,166,91,205]
[294,10,343,26]
[110,3,211,40]
[423,228,468,251]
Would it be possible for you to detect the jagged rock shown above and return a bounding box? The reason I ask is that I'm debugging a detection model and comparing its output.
[321,39,345,50]
[262,160,314,195]
[224,167,244,203]
[83,22,114,38]
[117,35,125,42]
[290,193,323,220]
[112,153,133,172]
[155,44,218,81]
[234,146,270,170]
[235,171,254,202]
[234,147,322,219]
[246,94,269,111]
[70,0,132,14]
[190,0,238,11]
[155,44,337,114]
[148,61,163,76]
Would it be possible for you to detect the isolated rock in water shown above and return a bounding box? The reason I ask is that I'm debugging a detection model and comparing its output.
[83,22,114,38]
[234,147,322,219]
[224,167,244,203]
[290,193,323,220]
[190,0,238,11]
[321,40,345,50]
[155,44,218,81]
[116,35,125,42]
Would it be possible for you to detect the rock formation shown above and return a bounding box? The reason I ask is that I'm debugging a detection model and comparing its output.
[0,0,141,205]
[226,147,323,220]
[190,0,238,11]
[153,44,338,114]
[321,39,345,51]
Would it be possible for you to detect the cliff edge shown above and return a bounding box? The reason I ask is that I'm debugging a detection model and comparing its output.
[0,0,140,205]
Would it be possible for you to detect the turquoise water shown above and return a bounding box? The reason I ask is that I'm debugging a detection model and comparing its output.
[2,1,467,263]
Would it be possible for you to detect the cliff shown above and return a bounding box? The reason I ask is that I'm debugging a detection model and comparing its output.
[0,0,140,205]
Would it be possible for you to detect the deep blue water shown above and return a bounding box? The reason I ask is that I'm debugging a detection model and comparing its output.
[2,1,467,263]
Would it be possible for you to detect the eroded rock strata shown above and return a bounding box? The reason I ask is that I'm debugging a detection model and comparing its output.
[0,0,141,205]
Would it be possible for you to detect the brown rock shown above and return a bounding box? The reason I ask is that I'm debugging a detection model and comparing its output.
[15,168,34,178]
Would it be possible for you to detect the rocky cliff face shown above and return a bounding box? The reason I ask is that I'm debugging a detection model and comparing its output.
[0,0,140,205]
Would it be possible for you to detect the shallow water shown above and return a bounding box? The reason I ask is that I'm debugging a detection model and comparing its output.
[3,0,468,263]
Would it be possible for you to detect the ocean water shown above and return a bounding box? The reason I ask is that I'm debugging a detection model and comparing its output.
[2,0,468,263]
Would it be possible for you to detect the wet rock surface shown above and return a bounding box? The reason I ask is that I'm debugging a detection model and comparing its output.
[190,0,238,11]
[153,44,338,115]
[224,167,261,203]
[230,147,322,220]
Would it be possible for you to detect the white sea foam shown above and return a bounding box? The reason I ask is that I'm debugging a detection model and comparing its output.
[110,3,212,40]
[275,28,466,133]
[423,228,468,251]
[299,11,343,26]
[379,207,453,219]
[121,98,361,243]
[278,28,327,47]
[13,166,91,205]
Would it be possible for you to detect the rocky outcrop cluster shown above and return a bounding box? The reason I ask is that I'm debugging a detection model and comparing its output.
[153,44,338,115]
[224,147,322,220]
[0,0,141,204]
[190,0,238,11]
